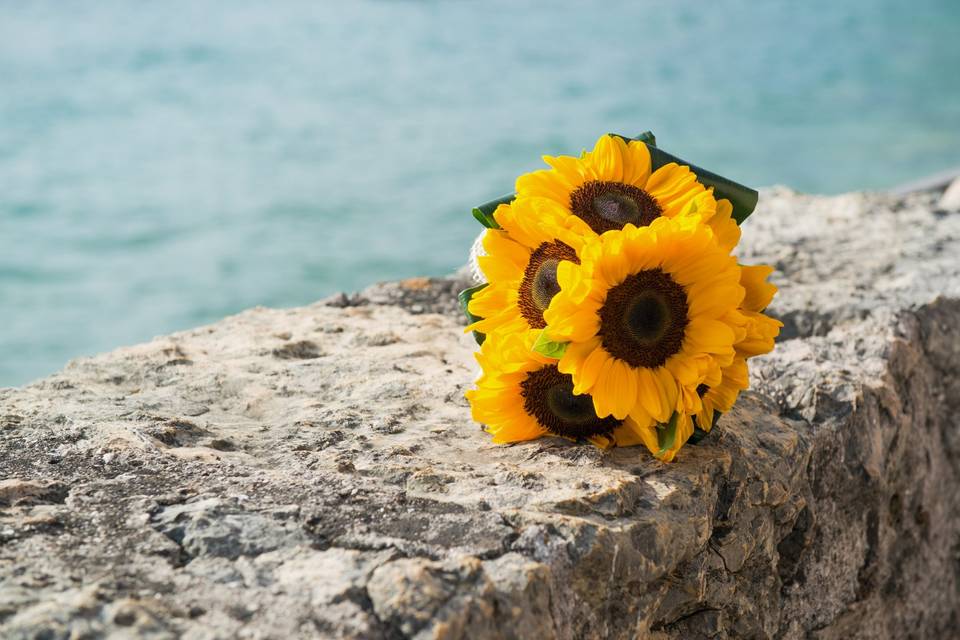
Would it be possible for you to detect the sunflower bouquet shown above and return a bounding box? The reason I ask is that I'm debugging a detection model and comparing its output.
[461,133,781,461]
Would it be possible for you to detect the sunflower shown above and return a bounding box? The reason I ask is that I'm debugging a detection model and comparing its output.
[513,133,737,241]
[695,264,782,430]
[543,216,745,433]
[466,331,623,447]
[466,198,587,337]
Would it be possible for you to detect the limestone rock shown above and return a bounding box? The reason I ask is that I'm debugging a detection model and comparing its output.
[1,187,959,639]
[938,176,960,211]
[0,479,69,508]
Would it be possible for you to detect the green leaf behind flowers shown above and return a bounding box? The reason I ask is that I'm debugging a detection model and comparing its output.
[531,330,568,359]
[656,412,680,456]
[687,425,710,445]
[687,409,720,445]
[458,284,488,345]
[630,130,657,147]
[471,193,514,229]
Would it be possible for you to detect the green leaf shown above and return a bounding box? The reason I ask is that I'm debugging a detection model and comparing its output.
[458,284,489,345]
[611,133,759,225]
[632,130,657,147]
[649,146,758,224]
[687,425,710,445]
[689,408,722,445]
[471,193,514,229]
[471,207,498,229]
[531,330,568,359]
[656,412,680,456]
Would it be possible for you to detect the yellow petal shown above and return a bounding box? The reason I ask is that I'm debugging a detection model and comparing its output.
[708,200,741,252]
[567,343,609,394]
[645,163,705,212]
[590,356,618,417]
[610,360,638,420]
[628,397,654,425]
[543,154,587,187]
[611,421,646,447]
[653,366,680,415]
[635,367,665,422]
[586,433,615,450]
[557,337,600,377]
[622,140,653,187]
[516,169,573,203]
[686,283,746,317]
[587,134,624,183]
[684,318,736,353]
[740,264,778,312]
[546,307,601,343]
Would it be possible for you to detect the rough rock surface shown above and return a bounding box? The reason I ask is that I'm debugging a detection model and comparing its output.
[2,187,959,639]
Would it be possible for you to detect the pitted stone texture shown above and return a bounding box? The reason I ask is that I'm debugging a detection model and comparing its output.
[739,187,960,341]
[1,187,959,639]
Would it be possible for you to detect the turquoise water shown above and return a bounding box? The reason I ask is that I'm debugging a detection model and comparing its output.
[2,1,959,387]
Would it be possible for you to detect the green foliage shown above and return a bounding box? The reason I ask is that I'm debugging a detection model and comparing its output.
[471,193,513,229]
[458,284,488,345]
[531,330,569,359]
[630,130,657,146]
[656,412,680,456]
[687,425,710,445]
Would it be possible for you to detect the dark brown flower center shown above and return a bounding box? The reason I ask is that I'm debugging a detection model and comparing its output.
[599,269,688,368]
[569,180,663,234]
[520,364,620,439]
[518,241,579,329]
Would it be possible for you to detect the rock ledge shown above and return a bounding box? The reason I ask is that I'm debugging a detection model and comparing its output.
[2,187,959,639]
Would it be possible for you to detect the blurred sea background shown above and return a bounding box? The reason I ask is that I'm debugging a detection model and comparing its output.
[2,0,959,387]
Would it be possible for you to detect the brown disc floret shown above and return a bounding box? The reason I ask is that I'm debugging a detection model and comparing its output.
[569,180,663,234]
[517,241,579,329]
[598,268,689,368]
[520,365,620,438]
